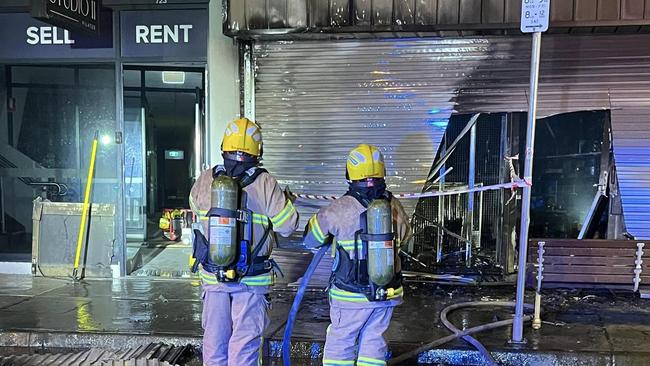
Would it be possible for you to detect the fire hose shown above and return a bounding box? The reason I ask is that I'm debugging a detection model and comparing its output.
[282,244,331,366]
[281,179,534,364]
[387,301,534,365]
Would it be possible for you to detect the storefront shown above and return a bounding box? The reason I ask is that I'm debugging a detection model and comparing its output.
[0,3,212,277]
[228,0,650,274]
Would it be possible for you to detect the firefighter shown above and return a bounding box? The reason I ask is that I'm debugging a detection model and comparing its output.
[189,118,299,366]
[303,144,411,366]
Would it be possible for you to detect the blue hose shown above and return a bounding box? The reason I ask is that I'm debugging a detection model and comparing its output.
[282,245,331,366]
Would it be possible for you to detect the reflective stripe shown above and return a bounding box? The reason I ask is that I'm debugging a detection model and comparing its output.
[329,288,369,303]
[240,273,274,286]
[199,270,218,285]
[357,356,387,366]
[337,239,357,252]
[198,209,209,221]
[323,360,355,366]
[329,287,404,303]
[253,213,270,226]
[271,200,296,227]
[309,215,326,243]
[200,271,274,286]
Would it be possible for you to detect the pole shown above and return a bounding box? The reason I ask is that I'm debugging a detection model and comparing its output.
[436,136,447,263]
[0,177,5,233]
[512,31,542,343]
[73,131,99,280]
[466,124,477,267]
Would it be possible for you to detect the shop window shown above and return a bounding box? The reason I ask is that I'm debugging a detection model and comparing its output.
[0,64,117,258]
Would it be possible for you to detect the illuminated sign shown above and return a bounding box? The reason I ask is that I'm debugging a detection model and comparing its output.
[165,150,184,160]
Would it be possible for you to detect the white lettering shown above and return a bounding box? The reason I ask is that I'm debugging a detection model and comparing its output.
[47,0,96,21]
[150,25,163,43]
[163,25,178,43]
[40,27,52,45]
[25,26,75,45]
[81,0,90,17]
[64,30,75,44]
[52,27,63,44]
[179,24,192,43]
[135,25,149,43]
[134,24,194,44]
[26,27,39,45]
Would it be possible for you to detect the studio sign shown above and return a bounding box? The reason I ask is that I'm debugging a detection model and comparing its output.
[31,0,100,35]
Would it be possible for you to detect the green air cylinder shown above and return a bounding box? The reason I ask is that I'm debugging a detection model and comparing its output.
[208,175,239,266]
[366,199,395,286]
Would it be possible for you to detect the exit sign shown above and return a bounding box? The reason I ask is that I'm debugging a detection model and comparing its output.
[521,0,550,33]
[31,0,101,35]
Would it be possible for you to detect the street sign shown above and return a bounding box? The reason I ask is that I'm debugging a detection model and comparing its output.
[520,0,550,33]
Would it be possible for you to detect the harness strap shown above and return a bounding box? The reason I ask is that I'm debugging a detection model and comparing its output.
[359,233,395,242]
[206,207,238,218]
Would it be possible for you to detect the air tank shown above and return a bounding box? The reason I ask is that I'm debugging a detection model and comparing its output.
[366,199,395,286]
[208,175,239,266]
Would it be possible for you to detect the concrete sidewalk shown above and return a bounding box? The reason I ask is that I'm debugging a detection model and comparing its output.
[1,274,650,365]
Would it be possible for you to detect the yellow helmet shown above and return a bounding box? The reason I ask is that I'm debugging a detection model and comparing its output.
[221,118,263,157]
[346,144,386,181]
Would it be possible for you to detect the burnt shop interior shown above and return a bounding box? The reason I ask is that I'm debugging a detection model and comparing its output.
[0,4,209,278]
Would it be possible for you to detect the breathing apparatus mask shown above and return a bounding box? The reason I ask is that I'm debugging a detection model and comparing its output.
[222,151,259,178]
[347,177,387,203]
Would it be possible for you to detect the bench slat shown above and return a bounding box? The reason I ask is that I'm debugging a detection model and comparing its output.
[542,265,638,275]
[531,256,639,266]
[529,240,646,249]
[535,247,638,257]
[542,273,648,284]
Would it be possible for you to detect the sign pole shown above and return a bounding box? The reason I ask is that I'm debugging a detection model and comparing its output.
[512,30,542,343]
[512,0,549,344]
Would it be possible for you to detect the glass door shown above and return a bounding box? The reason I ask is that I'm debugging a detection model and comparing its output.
[122,66,205,276]
[123,92,147,241]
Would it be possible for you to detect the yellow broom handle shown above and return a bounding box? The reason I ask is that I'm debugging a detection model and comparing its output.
[74,133,99,270]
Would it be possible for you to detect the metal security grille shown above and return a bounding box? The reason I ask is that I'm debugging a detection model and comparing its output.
[411,114,502,265]
[255,34,650,240]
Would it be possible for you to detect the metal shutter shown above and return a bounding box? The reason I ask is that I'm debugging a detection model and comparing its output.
[254,40,454,225]
[254,35,650,239]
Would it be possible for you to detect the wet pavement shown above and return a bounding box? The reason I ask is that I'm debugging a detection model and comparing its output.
[1,274,650,365]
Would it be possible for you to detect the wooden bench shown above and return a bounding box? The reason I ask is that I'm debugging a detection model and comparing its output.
[527,239,649,292]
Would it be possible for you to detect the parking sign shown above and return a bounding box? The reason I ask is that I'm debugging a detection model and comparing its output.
[521,0,551,33]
